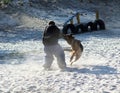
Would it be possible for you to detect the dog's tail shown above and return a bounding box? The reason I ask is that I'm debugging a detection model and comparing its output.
[79,42,84,52]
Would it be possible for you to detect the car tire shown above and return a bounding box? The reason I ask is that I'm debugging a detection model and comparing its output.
[62,24,76,34]
[87,21,99,31]
[94,19,105,30]
[76,23,88,33]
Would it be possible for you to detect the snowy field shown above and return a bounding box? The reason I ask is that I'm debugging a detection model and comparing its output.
[0,1,120,93]
[0,28,120,93]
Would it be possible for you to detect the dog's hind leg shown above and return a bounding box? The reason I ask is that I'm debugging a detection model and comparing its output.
[70,51,75,62]
[74,53,81,62]
[70,54,74,62]
[70,60,77,65]
[70,52,82,66]
[70,55,80,66]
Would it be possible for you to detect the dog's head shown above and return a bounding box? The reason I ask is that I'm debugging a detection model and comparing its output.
[63,34,74,44]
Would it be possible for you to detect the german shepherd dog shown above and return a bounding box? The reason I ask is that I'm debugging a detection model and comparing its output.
[63,34,83,65]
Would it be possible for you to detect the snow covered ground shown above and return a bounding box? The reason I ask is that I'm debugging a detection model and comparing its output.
[0,28,120,93]
[0,0,120,93]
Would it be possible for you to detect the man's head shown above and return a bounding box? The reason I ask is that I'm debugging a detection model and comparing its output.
[49,21,55,25]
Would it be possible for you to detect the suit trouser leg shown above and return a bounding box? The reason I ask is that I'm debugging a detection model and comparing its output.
[54,44,66,69]
[43,46,54,69]
[43,44,66,69]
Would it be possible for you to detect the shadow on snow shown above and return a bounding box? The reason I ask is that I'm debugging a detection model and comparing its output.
[68,65,119,75]
[0,50,26,65]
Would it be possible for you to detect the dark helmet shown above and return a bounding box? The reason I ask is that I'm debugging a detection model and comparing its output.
[49,21,55,25]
